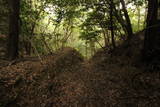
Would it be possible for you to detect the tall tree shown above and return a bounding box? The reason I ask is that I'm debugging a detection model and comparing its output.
[143,0,160,65]
[110,0,116,49]
[120,0,133,40]
[8,0,20,60]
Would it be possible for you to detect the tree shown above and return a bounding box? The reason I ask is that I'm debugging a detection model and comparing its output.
[20,0,47,55]
[110,0,116,49]
[143,0,160,66]
[8,0,20,60]
[119,0,133,40]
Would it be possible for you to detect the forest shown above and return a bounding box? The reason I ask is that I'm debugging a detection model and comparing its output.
[0,0,160,106]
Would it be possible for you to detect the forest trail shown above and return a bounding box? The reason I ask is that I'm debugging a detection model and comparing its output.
[1,0,160,106]
[0,47,160,107]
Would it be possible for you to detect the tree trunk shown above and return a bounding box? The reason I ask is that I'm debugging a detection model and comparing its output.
[110,1,131,40]
[102,29,108,47]
[143,0,160,64]
[8,0,20,60]
[120,0,133,40]
[25,40,32,55]
[110,0,116,49]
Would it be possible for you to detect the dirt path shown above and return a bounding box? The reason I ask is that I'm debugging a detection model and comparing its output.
[1,48,160,107]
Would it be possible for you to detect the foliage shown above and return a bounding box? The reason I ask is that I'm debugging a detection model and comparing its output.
[1,0,146,57]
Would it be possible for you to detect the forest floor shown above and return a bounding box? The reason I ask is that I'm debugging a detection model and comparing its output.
[0,35,160,107]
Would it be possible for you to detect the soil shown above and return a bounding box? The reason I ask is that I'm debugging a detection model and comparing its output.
[0,39,160,107]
